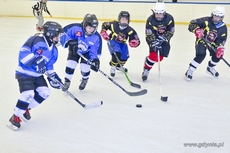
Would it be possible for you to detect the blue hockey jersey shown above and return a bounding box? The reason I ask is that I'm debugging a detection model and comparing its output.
[60,23,102,59]
[16,36,58,77]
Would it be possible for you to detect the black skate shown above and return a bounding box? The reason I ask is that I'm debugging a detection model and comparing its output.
[207,67,219,77]
[185,69,193,81]
[142,68,149,82]
[7,114,22,130]
[62,78,71,91]
[79,78,88,90]
[22,108,31,122]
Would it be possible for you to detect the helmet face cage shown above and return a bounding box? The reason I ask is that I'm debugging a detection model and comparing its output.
[118,11,130,28]
[152,2,166,21]
[43,21,63,42]
[83,14,99,36]
[211,6,225,24]
[118,11,130,23]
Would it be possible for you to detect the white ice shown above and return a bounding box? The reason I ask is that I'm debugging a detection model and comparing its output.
[0,17,230,153]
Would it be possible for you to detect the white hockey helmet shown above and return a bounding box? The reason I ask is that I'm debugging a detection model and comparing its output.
[212,6,225,17]
[212,6,225,24]
[152,2,166,21]
[153,2,166,14]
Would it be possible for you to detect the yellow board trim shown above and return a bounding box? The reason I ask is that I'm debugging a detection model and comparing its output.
[1,15,230,27]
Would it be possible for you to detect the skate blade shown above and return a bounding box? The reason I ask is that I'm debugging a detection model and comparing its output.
[21,116,29,123]
[7,124,19,131]
[184,76,192,81]
[206,71,218,78]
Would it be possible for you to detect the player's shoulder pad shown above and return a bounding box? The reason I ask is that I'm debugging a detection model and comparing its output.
[23,36,44,48]
[63,23,82,32]
[165,13,174,20]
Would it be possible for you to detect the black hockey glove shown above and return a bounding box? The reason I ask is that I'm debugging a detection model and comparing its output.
[32,56,46,74]
[68,40,78,54]
[47,73,63,89]
[158,35,168,43]
[151,39,163,53]
[90,59,100,72]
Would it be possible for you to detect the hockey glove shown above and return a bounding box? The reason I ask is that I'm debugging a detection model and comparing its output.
[216,46,225,58]
[90,59,100,72]
[129,39,140,48]
[47,73,63,89]
[68,40,78,52]
[100,30,110,41]
[158,35,168,43]
[151,39,163,52]
[195,28,204,39]
[32,56,46,74]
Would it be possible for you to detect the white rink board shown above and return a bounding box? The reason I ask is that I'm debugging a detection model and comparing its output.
[0,0,230,24]
[0,17,230,153]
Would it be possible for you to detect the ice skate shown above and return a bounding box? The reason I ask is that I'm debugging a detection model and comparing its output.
[116,66,128,73]
[7,114,22,130]
[79,78,88,90]
[21,108,31,122]
[185,69,193,81]
[62,78,71,91]
[142,68,149,82]
[207,66,219,77]
[110,66,116,77]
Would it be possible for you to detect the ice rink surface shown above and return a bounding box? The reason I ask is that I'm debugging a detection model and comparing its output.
[0,17,230,153]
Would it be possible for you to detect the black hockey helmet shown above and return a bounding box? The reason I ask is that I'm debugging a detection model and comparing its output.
[43,21,63,40]
[82,14,99,35]
[118,11,130,29]
[118,11,130,23]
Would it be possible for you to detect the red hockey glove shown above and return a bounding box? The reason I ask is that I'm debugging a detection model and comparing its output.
[129,39,140,48]
[216,46,225,58]
[195,28,204,38]
[100,30,110,41]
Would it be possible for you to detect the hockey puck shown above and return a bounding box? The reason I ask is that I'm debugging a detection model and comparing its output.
[136,104,142,108]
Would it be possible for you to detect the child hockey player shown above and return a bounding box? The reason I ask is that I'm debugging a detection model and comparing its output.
[60,14,102,91]
[185,6,227,81]
[100,11,140,77]
[8,21,63,130]
[142,2,175,82]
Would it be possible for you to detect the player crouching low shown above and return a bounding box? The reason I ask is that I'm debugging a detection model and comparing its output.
[8,21,63,130]
[142,2,175,81]
[185,6,227,81]
[100,11,140,77]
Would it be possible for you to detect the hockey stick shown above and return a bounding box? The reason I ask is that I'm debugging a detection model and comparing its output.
[78,53,147,96]
[46,73,103,109]
[202,37,230,67]
[157,50,168,102]
[108,41,141,89]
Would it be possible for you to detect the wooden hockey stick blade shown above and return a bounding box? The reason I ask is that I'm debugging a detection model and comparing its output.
[125,89,148,96]
[84,101,103,109]
[130,82,141,89]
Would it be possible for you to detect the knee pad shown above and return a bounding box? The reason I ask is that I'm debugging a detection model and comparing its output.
[194,54,206,64]
[80,63,91,77]
[65,60,78,75]
[36,86,50,100]
[19,90,34,102]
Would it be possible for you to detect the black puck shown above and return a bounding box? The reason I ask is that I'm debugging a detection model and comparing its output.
[136,104,142,108]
